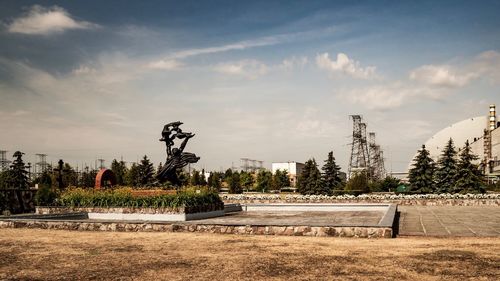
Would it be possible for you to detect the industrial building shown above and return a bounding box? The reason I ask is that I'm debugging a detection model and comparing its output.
[409,104,500,182]
[271,162,305,187]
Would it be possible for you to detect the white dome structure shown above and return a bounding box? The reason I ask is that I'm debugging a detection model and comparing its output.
[408,116,488,169]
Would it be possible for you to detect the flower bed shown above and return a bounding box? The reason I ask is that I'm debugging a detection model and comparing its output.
[55,188,223,213]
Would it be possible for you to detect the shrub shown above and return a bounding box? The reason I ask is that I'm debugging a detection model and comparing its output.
[345,171,369,193]
[56,187,223,212]
[35,185,58,206]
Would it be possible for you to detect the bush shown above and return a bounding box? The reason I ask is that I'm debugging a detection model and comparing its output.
[35,185,58,206]
[345,171,369,193]
[56,187,223,212]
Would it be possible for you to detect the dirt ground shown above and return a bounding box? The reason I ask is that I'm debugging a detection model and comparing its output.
[0,229,499,281]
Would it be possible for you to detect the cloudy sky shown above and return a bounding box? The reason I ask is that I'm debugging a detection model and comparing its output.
[1,0,499,172]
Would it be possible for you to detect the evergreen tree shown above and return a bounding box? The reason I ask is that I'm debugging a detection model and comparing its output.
[454,140,484,193]
[200,169,208,186]
[435,138,458,193]
[256,170,272,192]
[321,151,343,193]
[228,171,242,193]
[138,155,154,186]
[9,151,29,189]
[271,169,290,191]
[190,169,202,186]
[62,163,78,188]
[125,163,141,187]
[408,145,436,193]
[298,159,325,195]
[111,159,128,186]
[207,172,222,190]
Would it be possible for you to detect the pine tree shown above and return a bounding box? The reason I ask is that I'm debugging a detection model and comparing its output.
[298,159,325,195]
[126,163,141,187]
[111,159,128,186]
[409,145,436,193]
[228,171,242,194]
[434,138,458,193]
[138,155,154,186]
[208,172,222,190]
[200,169,207,186]
[9,151,29,189]
[454,140,484,193]
[321,151,343,193]
[190,169,202,186]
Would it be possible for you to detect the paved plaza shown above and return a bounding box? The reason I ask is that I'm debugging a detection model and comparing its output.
[194,210,384,226]
[398,206,500,237]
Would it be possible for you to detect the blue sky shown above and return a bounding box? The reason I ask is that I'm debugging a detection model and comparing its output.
[0,0,499,172]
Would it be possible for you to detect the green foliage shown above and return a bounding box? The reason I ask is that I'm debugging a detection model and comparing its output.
[435,138,458,193]
[255,170,272,192]
[321,151,343,192]
[80,167,98,187]
[207,172,222,190]
[57,188,223,210]
[9,151,29,189]
[35,184,58,206]
[345,170,369,192]
[200,169,208,186]
[125,163,141,187]
[33,171,53,187]
[0,170,12,189]
[298,159,325,195]
[453,140,484,194]
[190,169,204,186]
[228,171,242,194]
[271,169,290,191]
[111,159,128,186]
[367,176,400,192]
[138,155,155,186]
[239,171,254,191]
[408,145,436,193]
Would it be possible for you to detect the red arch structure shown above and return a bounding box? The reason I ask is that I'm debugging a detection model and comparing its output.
[95,169,117,189]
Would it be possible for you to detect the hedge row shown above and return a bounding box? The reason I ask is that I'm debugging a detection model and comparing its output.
[57,188,224,211]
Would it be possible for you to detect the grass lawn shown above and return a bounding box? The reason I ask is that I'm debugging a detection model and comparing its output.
[0,229,499,280]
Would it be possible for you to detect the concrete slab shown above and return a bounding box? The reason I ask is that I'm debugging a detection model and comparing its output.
[398,206,500,237]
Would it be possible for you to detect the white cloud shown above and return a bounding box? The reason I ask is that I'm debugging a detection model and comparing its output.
[146,59,183,70]
[409,65,477,88]
[7,5,97,35]
[316,52,376,79]
[472,50,500,84]
[214,59,268,79]
[280,56,308,70]
[343,82,446,110]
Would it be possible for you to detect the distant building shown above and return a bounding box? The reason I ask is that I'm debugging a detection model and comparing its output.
[408,104,500,182]
[271,162,305,187]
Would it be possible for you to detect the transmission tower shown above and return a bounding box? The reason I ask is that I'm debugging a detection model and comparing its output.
[98,159,105,170]
[35,154,49,176]
[0,150,11,172]
[368,132,386,181]
[348,115,370,179]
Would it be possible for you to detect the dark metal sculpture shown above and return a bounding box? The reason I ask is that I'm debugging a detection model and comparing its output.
[156,121,200,185]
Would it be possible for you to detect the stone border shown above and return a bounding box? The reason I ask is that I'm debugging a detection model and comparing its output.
[223,199,500,206]
[0,219,393,238]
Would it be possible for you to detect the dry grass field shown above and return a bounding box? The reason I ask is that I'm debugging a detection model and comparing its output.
[0,228,499,280]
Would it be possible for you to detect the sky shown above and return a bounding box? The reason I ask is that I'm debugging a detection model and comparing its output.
[0,0,499,173]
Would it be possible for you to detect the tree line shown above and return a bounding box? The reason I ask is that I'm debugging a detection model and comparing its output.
[408,139,485,194]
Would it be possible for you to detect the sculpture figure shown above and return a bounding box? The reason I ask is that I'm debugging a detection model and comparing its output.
[157,121,200,185]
